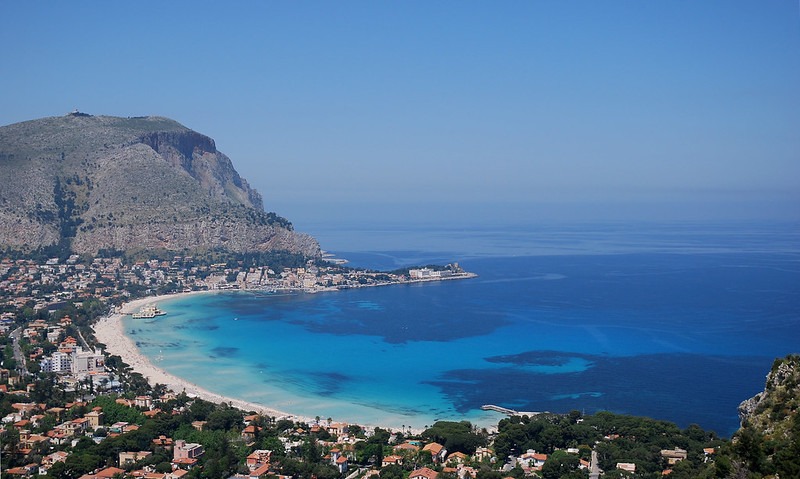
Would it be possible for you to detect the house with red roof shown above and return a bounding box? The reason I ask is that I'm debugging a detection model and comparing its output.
[446,451,468,465]
[78,466,127,479]
[422,442,447,463]
[382,455,404,467]
[409,467,439,479]
[517,450,548,470]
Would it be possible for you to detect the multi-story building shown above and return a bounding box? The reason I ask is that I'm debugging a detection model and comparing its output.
[40,351,72,373]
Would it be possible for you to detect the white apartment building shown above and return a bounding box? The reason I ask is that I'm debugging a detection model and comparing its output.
[40,351,72,373]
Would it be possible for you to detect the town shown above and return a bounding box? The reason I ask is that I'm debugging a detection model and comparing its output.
[0,252,475,314]
[0,253,732,478]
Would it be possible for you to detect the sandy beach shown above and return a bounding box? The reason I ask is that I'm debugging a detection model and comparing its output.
[92,292,310,422]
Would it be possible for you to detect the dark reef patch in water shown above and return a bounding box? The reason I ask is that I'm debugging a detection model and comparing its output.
[309,371,352,397]
[428,352,771,436]
[211,347,239,358]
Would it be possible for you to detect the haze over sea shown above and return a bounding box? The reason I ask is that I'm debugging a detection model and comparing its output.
[125,221,799,437]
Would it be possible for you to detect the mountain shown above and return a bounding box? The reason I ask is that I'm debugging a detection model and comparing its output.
[0,112,319,257]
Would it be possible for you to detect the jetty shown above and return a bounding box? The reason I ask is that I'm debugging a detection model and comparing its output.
[481,404,547,417]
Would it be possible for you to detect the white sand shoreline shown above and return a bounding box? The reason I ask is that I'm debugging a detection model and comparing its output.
[92,291,314,424]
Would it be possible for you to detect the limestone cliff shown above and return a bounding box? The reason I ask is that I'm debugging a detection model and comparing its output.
[738,354,800,439]
[0,112,320,257]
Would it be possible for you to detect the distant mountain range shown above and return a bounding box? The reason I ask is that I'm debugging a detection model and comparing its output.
[0,112,319,257]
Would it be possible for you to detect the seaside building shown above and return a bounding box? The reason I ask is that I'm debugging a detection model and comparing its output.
[72,348,105,375]
[38,345,105,376]
[409,268,441,279]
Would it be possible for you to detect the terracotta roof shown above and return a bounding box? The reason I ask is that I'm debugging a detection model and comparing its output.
[252,463,271,475]
[423,442,444,454]
[409,467,439,479]
[94,467,127,478]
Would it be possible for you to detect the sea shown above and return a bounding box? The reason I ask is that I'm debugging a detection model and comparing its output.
[123,221,800,437]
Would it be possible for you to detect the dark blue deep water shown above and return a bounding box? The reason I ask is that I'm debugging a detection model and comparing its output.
[133,222,800,436]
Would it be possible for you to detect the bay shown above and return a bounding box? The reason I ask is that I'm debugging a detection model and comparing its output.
[125,221,800,436]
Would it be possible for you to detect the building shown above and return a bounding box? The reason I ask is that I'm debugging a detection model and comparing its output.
[409,467,439,479]
[119,450,152,465]
[518,450,548,470]
[72,348,105,374]
[77,466,126,479]
[84,410,104,429]
[40,351,72,373]
[409,268,441,280]
[382,455,404,467]
[661,447,688,465]
[617,463,636,473]
[246,449,272,469]
[422,442,447,463]
[174,439,204,461]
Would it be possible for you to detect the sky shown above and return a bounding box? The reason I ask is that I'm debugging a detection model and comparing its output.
[2,1,799,226]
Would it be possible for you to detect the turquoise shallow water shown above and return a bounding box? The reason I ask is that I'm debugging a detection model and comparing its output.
[124,222,800,436]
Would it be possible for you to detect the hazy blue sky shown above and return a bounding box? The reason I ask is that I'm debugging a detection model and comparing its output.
[2,2,799,224]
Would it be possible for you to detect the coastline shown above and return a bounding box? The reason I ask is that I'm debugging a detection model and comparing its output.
[93,291,312,423]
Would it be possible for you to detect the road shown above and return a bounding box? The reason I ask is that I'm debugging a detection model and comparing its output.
[589,450,602,479]
[8,327,28,376]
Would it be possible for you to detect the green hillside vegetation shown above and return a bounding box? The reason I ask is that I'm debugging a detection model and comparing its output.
[494,412,724,478]
[731,355,800,478]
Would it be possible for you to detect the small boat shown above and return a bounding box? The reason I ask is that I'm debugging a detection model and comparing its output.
[132,305,167,319]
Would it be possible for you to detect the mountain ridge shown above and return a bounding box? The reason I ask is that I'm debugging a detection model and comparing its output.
[0,112,319,257]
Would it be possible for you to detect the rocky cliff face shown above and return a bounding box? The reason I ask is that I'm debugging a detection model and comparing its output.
[0,112,320,257]
[738,355,800,438]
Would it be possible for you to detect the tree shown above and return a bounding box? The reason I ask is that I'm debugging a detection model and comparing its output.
[541,450,581,479]
[45,461,72,479]
[380,464,404,479]
[422,420,487,454]
[206,406,243,431]
[354,441,383,465]
[733,427,770,475]
[475,469,502,479]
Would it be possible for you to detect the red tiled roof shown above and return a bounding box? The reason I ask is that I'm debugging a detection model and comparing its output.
[409,467,439,479]
[423,442,444,454]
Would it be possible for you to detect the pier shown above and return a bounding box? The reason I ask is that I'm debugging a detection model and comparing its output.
[481,404,546,417]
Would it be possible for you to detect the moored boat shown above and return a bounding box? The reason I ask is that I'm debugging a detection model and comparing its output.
[132,305,167,319]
